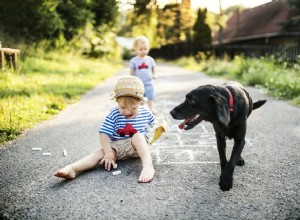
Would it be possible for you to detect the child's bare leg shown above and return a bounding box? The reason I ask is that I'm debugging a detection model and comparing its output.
[131,133,155,183]
[53,148,105,180]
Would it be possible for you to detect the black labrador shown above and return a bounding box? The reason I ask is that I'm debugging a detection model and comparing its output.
[170,82,266,191]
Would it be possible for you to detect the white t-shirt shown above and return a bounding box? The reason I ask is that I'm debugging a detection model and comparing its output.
[130,56,156,85]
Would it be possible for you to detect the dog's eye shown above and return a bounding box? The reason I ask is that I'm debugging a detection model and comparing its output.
[188,99,195,105]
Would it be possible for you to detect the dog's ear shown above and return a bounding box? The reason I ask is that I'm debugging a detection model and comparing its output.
[210,94,230,126]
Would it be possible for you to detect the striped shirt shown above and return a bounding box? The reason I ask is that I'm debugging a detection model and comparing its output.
[99,106,156,142]
[130,55,156,85]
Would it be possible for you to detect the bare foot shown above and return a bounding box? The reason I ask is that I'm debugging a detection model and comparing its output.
[53,166,76,180]
[138,166,155,183]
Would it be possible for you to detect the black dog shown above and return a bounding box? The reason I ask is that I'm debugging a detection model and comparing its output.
[170,82,266,191]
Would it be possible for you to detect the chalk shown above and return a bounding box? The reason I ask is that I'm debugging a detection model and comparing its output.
[31,148,42,151]
[113,163,118,169]
[112,170,121,176]
[63,150,67,157]
[42,152,51,156]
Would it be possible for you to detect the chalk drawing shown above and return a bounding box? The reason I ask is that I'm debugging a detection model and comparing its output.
[152,99,219,165]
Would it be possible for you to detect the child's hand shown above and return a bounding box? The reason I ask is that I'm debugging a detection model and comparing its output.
[153,74,157,79]
[100,151,116,171]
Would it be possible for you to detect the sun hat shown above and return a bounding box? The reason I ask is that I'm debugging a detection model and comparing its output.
[113,76,147,101]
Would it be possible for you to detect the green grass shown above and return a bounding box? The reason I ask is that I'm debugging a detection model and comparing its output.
[176,55,300,106]
[0,51,123,144]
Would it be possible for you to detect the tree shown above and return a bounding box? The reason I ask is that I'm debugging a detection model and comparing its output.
[0,0,120,58]
[92,0,118,27]
[157,3,181,45]
[130,0,159,47]
[179,0,194,42]
[156,1,194,46]
[288,0,300,8]
[0,0,63,42]
[284,0,300,32]
[56,0,93,41]
[76,0,119,58]
[193,8,212,45]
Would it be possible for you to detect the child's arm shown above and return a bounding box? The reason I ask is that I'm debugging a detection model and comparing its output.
[99,133,116,171]
[152,66,157,79]
[130,59,135,75]
[151,57,157,79]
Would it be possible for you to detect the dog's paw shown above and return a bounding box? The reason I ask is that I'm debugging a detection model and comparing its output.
[236,158,245,166]
[219,175,233,191]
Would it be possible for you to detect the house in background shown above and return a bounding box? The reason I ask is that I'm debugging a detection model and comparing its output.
[149,0,300,61]
[213,0,300,46]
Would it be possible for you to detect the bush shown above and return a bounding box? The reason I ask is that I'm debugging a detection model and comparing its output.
[176,55,300,106]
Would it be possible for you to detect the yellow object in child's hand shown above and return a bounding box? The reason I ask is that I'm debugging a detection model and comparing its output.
[150,115,169,144]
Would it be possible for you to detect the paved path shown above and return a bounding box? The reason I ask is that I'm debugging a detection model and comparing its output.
[0,64,299,219]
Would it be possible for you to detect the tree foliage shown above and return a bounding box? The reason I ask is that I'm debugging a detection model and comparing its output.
[118,0,195,47]
[0,0,119,57]
[156,2,194,46]
[0,0,62,41]
[56,0,93,41]
[92,1,118,27]
[157,3,181,45]
[193,8,212,45]
[284,0,300,32]
[179,1,194,42]
[130,0,159,47]
[288,0,300,8]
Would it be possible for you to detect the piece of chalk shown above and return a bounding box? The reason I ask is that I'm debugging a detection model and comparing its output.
[113,164,118,169]
[42,152,51,156]
[32,148,42,151]
[63,150,67,157]
[112,170,121,176]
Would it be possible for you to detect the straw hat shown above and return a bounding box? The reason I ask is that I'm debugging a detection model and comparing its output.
[113,76,147,101]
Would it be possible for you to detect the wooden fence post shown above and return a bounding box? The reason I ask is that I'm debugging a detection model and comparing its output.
[0,48,20,70]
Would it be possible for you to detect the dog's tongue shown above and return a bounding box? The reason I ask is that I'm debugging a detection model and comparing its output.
[178,120,187,129]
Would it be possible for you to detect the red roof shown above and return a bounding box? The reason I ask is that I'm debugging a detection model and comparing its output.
[213,1,300,44]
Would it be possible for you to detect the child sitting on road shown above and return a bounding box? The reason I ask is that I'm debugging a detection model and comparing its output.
[53,76,156,183]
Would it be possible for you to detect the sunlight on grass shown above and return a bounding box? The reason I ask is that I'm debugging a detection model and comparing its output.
[0,53,122,144]
[176,55,300,107]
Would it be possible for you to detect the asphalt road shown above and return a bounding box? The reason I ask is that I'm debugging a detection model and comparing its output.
[0,64,299,220]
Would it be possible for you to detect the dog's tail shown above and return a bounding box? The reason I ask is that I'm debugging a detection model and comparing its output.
[253,100,266,110]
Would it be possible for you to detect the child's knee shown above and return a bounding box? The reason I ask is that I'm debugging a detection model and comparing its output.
[131,133,148,145]
[132,133,145,140]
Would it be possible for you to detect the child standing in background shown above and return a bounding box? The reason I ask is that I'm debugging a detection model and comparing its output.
[130,36,157,114]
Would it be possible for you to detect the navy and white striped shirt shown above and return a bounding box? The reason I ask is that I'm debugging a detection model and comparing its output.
[99,106,156,142]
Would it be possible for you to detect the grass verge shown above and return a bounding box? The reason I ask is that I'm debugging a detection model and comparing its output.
[176,55,300,106]
[0,51,123,144]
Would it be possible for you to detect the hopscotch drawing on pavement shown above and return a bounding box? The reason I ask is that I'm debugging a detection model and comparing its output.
[151,100,220,165]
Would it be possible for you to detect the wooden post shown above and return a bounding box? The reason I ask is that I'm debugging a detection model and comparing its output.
[0,48,20,70]
[0,49,4,70]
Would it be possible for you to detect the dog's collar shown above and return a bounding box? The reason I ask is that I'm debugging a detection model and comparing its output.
[225,87,234,112]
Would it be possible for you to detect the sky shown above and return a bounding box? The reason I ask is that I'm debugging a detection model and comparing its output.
[158,0,272,13]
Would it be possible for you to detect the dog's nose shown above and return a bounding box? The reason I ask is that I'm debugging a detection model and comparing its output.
[170,109,176,118]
